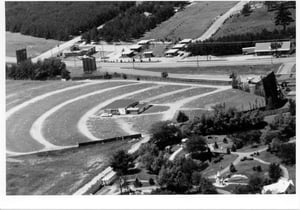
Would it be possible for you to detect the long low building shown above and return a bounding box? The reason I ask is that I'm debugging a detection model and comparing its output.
[242,41,292,56]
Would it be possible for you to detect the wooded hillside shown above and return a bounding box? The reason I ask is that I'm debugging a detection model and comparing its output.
[5,2,134,41]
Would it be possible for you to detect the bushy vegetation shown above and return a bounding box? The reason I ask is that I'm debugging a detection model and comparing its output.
[157,157,216,194]
[6,58,70,80]
[187,27,295,56]
[5,2,134,40]
[149,121,182,150]
[110,150,134,176]
[230,130,262,149]
[96,2,187,42]
[182,104,266,136]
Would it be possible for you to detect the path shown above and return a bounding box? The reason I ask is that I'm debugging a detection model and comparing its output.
[196,0,250,41]
[169,147,183,161]
[209,139,296,179]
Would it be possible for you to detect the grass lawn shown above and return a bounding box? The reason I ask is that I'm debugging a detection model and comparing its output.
[151,87,215,104]
[183,89,265,111]
[122,114,163,134]
[7,81,133,152]
[6,81,88,111]
[141,1,238,40]
[259,151,296,184]
[44,83,155,146]
[201,154,238,178]
[135,64,280,75]
[6,32,63,57]
[143,105,169,114]
[213,4,296,39]
[126,84,189,102]
[88,118,128,139]
[6,139,134,195]
[234,159,269,179]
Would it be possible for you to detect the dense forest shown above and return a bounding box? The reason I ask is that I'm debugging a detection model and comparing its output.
[93,1,187,42]
[187,27,295,56]
[5,2,134,41]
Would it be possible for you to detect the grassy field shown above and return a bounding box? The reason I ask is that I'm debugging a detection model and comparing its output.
[183,89,265,111]
[88,118,128,140]
[234,159,269,179]
[135,64,281,75]
[6,32,63,57]
[6,80,85,110]
[141,1,237,41]
[151,87,215,104]
[6,140,135,195]
[126,84,190,101]
[213,4,296,38]
[143,105,170,114]
[122,114,163,134]
[43,83,156,146]
[7,81,135,152]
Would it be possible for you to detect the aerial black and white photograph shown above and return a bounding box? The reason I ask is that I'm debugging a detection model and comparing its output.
[3,0,297,200]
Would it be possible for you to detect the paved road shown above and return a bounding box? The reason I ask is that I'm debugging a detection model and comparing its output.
[276,62,295,75]
[196,0,250,41]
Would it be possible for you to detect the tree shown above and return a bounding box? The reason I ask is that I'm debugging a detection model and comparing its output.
[161,71,168,79]
[230,163,236,173]
[275,3,294,31]
[268,163,282,182]
[150,121,182,150]
[185,135,207,153]
[176,111,189,123]
[197,178,217,194]
[241,3,252,16]
[149,178,155,185]
[288,99,295,116]
[248,174,265,193]
[110,150,134,176]
[277,143,295,165]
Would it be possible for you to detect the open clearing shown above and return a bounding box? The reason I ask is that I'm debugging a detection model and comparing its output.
[6,32,63,57]
[213,5,296,39]
[7,140,135,195]
[141,1,237,40]
[183,89,265,111]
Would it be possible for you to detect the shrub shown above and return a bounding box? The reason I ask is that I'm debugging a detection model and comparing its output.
[161,72,168,78]
[230,163,236,173]
[122,73,127,79]
[176,111,189,123]
[149,178,155,185]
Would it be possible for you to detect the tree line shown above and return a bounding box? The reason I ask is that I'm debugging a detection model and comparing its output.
[6,58,70,80]
[5,2,134,40]
[85,1,187,42]
[187,27,295,56]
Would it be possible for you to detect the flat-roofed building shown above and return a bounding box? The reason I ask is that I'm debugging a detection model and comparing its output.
[143,51,154,58]
[179,39,192,44]
[172,43,186,50]
[242,46,255,55]
[255,41,291,56]
[104,99,139,115]
[130,45,143,52]
[138,40,151,45]
[165,48,179,57]
[121,49,135,57]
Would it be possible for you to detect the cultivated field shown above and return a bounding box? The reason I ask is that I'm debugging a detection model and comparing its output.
[6,32,63,57]
[141,1,237,40]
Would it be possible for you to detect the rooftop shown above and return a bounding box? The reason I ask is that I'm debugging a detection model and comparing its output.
[165,49,179,54]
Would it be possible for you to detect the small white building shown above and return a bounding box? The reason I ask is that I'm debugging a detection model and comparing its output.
[179,39,192,44]
[172,43,186,50]
[165,48,179,57]
[130,45,143,52]
[138,40,151,45]
[262,178,295,194]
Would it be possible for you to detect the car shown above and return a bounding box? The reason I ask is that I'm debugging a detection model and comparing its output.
[100,113,112,117]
